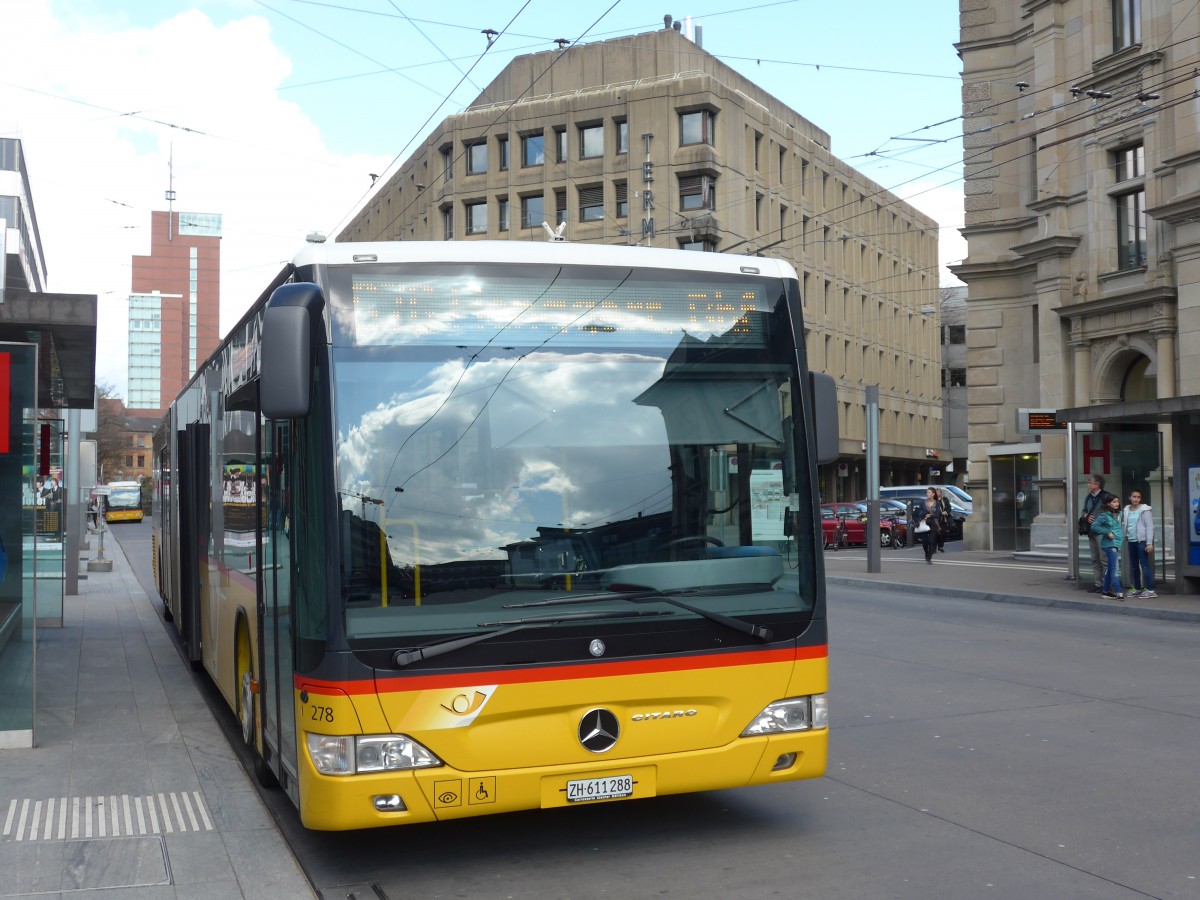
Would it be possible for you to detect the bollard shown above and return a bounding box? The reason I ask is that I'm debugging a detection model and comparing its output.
[87,521,113,572]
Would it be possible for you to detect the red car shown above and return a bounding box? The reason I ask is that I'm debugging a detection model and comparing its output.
[821,502,907,549]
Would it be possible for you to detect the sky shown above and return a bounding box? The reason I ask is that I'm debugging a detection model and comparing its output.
[1,0,966,399]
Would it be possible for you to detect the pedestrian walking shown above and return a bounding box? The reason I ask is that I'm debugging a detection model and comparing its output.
[916,487,941,564]
[1090,494,1125,599]
[935,487,952,552]
[1122,490,1157,599]
[1080,475,1115,593]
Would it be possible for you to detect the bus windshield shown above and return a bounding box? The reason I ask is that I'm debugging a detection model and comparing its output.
[107,485,141,509]
[325,262,816,650]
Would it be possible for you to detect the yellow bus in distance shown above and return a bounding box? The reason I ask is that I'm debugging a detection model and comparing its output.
[103,481,144,523]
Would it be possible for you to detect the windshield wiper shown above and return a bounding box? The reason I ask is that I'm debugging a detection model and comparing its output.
[504,586,774,642]
[392,609,674,668]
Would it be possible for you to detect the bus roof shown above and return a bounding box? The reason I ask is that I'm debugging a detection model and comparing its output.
[291,240,799,282]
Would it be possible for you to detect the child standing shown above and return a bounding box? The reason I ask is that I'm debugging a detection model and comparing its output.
[1122,491,1157,599]
[1091,495,1125,600]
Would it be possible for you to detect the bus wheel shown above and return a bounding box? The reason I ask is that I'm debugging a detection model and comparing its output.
[237,627,255,746]
[236,624,277,788]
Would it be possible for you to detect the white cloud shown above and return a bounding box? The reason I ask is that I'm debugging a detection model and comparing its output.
[2,2,388,397]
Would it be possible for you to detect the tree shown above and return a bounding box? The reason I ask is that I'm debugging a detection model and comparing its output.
[94,383,127,484]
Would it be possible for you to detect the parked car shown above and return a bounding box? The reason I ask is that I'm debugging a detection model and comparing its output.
[821,502,907,548]
[850,499,909,547]
[874,489,969,540]
[880,484,972,514]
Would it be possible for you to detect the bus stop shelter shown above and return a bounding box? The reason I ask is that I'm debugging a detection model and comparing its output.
[1,289,97,747]
[1056,394,1200,596]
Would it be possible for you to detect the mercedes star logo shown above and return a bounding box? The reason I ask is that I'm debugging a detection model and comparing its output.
[578,708,620,753]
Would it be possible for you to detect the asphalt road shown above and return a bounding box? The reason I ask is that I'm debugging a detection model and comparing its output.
[115,523,1200,899]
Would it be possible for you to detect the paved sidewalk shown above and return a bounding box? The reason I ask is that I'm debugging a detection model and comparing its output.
[823,543,1200,623]
[0,534,316,899]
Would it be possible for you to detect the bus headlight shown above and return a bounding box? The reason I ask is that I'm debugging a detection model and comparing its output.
[740,694,828,736]
[306,733,443,775]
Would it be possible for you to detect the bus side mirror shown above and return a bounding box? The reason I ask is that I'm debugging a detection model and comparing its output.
[808,371,839,465]
[261,282,325,419]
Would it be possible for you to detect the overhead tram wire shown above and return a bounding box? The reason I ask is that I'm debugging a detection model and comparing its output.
[252,0,446,100]
[340,3,532,227]
[273,8,958,245]
[332,3,958,243]
[859,33,1200,162]
[350,0,623,243]
[723,69,1199,260]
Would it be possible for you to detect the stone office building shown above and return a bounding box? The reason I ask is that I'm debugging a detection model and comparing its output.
[954,0,1200,564]
[337,25,944,504]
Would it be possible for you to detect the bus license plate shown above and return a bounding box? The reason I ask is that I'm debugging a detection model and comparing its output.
[566,775,634,803]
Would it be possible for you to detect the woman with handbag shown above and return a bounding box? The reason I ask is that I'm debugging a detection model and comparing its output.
[916,488,940,564]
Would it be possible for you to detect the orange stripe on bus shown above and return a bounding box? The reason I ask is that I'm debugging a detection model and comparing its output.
[298,644,828,695]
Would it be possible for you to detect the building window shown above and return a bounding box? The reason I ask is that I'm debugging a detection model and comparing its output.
[942,325,966,344]
[942,368,967,388]
[497,196,510,232]
[1113,0,1141,49]
[680,109,714,146]
[1113,144,1146,270]
[555,189,567,226]
[1116,190,1146,269]
[1114,144,1144,181]
[615,181,628,218]
[137,454,145,468]
[555,127,568,163]
[466,142,487,175]
[522,132,545,167]
[521,194,544,228]
[441,146,452,181]
[497,135,509,171]
[679,174,715,211]
[616,120,629,155]
[465,201,487,235]
[681,240,717,252]
[579,124,603,159]
[579,185,604,221]
[441,205,453,240]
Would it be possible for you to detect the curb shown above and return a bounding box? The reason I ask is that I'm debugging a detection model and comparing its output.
[826,576,1200,624]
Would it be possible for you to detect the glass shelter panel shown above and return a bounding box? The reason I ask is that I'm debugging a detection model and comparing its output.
[1,344,40,746]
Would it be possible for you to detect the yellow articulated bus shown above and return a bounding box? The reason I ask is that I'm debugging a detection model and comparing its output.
[103,481,144,523]
[152,240,838,831]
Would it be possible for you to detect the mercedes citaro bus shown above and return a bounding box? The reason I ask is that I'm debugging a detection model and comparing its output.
[153,239,838,830]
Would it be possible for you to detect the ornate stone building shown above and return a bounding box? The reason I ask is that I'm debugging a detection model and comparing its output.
[953,0,1198,553]
[338,25,944,504]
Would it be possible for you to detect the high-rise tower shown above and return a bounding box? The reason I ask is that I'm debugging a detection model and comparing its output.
[126,208,221,412]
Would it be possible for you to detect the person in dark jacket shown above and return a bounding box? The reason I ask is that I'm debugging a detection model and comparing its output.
[917,488,941,564]
[1081,475,1115,593]
[935,488,952,552]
